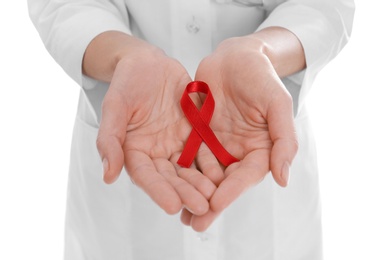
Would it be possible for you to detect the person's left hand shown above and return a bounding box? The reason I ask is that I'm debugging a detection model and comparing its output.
[179,36,299,231]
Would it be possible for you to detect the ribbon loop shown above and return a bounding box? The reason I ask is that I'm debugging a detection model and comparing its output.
[177,81,239,168]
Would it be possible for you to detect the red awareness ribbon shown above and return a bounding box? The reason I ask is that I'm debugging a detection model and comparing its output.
[177,81,239,168]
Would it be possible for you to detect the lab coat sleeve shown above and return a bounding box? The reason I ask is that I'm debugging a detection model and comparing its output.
[258,0,355,111]
[28,0,132,86]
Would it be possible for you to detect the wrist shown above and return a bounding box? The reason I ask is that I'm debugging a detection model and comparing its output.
[216,27,306,78]
[212,36,272,76]
[83,31,165,82]
[113,36,165,71]
[247,27,306,77]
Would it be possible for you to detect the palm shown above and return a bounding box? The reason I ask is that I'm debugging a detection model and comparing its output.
[98,56,215,216]
[123,107,189,160]
[122,78,191,163]
[212,85,274,197]
[197,56,275,204]
[181,41,298,231]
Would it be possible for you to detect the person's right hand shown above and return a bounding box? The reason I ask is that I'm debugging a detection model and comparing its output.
[89,33,216,216]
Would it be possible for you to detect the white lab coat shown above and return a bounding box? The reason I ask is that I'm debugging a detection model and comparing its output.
[28,0,354,259]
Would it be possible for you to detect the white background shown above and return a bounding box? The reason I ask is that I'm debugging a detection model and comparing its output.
[0,1,389,259]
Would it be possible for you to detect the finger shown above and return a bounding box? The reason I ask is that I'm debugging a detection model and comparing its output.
[182,208,223,233]
[190,209,221,232]
[154,158,209,216]
[267,90,299,187]
[195,143,225,186]
[96,89,128,184]
[210,150,269,212]
[125,151,182,215]
[180,208,192,226]
[171,151,217,201]
[177,168,217,200]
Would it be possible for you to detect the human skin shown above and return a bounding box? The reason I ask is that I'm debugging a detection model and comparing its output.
[83,32,217,216]
[180,27,304,231]
[82,26,304,230]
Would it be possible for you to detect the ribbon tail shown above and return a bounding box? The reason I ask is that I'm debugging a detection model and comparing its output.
[194,122,239,167]
[177,129,202,167]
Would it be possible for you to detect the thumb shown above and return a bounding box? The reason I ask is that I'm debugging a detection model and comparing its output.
[267,91,298,187]
[96,90,128,184]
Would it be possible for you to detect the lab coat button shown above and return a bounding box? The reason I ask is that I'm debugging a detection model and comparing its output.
[196,232,209,241]
[186,19,200,34]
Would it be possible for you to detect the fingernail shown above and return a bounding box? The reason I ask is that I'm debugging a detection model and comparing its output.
[102,158,109,177]
[281,162,290,186]
[184,205,195,214]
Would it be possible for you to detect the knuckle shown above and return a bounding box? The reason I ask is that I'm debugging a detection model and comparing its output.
[280,90,293,106]
[95,134,105,152]
[291,138,299,155]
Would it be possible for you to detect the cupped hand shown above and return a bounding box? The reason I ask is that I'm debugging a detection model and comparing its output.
[181,36,299,231]
[96,45,216,216]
